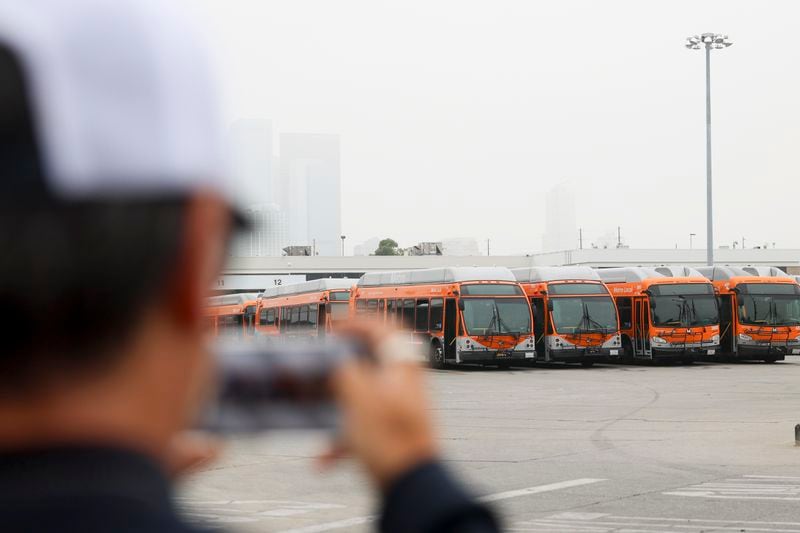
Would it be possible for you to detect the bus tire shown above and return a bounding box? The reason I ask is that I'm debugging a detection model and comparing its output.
[581,361,595,368]
[764,357,778,364]
[429,341,445,370]
[498,361,512,370]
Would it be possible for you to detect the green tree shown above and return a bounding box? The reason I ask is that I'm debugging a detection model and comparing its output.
[374,238,401,256]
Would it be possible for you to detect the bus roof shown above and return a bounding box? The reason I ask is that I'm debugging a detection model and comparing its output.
[596,266,705,284]
[260,278,357,300]
[357,267,516,287]
[740,265,791,278]
[207,293,259,307]
[511,266,601,283]
[696,266,751,281]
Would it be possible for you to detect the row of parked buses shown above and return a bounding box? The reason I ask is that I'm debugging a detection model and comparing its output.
[205,265,800,367]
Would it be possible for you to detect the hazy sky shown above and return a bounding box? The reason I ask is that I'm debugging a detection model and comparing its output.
[194,1,800,255]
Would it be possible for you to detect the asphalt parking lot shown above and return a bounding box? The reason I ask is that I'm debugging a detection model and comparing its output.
[181,360,800,532]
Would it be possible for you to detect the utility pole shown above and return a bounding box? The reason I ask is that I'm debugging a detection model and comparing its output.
[579,228,583,250]
[312,238,316,257]
[340,235,346,256]
[617,226,622,248]
[686,33,732,266]
[487,239,490,256]
[689,233,696,249]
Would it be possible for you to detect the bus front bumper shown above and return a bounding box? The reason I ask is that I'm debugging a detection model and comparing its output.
[734,343,796,360]
[547,347,619,362]
[651,344,720,358]
[458,350,535,364]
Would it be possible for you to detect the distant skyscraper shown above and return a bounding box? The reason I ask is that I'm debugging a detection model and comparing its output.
[278,133,341,256]
[231,203,287,257]
[228,119,274,204]
[543,183,577,252]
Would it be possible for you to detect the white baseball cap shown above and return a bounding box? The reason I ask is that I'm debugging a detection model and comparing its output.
[0,0,240,217]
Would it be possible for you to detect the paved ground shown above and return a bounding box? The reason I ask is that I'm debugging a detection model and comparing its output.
[180,359,800,532]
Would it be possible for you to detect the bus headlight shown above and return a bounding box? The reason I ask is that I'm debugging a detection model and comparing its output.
[738,333,752,343]
[791,335,800,344]
[651,336,668,345]
[711,334,719,344]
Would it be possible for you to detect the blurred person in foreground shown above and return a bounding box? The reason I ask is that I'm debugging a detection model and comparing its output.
[0,1,499,532]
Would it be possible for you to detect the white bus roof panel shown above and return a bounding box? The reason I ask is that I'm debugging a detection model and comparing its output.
[597,266,707,284]
[512,266,601,283]
[357,267,516,287]
[740,266,791,278]
[207,293,259,307]
[696,266,751,281]
[260,278,357,300]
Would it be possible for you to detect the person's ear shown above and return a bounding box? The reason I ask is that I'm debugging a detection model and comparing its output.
[168,193,232,330]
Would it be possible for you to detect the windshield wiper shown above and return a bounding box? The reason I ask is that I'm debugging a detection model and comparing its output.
[687,297,712,327]
[485,306,498,338]
[579,302,610,333]
[669,296,689,327]
[768,300,778,326]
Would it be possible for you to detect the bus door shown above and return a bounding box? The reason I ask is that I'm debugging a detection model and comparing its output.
[718,294,734,354]
[634,298,647,356]
[318,303,328,336]
[444,298,457,359]
[531,298,546,359]
[244,306,256,336]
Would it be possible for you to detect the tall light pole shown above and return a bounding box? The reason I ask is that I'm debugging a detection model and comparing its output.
[689,233,696,249]
[340,235,346,256]
[686,33,732,266]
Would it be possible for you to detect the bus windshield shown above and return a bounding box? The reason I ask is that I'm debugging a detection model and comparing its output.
[329,302,350,321]
[738,294,800,326]
[551,296,617,333]
[462,298,531,335]
[650,295,719,327]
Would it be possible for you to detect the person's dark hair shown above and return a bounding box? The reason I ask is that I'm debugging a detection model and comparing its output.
[0,43,188,390]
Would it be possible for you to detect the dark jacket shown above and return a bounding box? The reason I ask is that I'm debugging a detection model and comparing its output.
[0,446,499,533]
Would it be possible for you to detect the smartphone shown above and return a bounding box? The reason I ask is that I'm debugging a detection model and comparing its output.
[200,337,363,433]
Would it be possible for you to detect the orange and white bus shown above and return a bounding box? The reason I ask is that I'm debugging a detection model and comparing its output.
[697,266,800,362]
[205,293,260,339]
[511,267,621,366]
[254,278,356,339]
[351,267,535,368]
[596,267,720,362]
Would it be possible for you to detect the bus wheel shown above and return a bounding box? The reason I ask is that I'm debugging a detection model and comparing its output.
[682,357,694,365]
[429,342,445,369]
[498,361,512,370]
[581,361,595,368]
[764,357,778,364]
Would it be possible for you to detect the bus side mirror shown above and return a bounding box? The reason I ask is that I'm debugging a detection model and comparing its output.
[457,300,465,311]
[547,300,554,312]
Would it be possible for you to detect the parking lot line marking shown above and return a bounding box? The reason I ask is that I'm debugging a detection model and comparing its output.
[530,518,800,532]
[614,515,800,526]
[278,515,376,533]
[513,513,800,532]
[479,478,606,502]
[277,478,606,532]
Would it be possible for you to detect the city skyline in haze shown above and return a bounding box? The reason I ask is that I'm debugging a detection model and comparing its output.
[194,0,800,255]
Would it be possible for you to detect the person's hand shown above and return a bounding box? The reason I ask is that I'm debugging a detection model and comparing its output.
[327,326,438,489]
